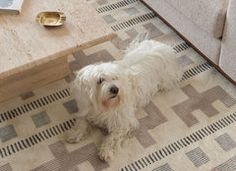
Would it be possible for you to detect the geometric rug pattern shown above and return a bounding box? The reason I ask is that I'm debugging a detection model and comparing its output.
[1,0,236,170]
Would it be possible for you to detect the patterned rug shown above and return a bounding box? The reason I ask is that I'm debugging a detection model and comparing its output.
[1,0,236,170]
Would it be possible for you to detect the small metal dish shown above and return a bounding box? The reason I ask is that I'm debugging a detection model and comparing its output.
[36,12,66,27]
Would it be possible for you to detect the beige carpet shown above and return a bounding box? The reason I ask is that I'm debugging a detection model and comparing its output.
[1,0,236,170]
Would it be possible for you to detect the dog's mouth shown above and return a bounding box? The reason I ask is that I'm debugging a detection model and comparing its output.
[102,95,120,109]
[109,94,117,99]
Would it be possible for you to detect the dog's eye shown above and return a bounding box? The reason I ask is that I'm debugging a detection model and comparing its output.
[97,77,105,84]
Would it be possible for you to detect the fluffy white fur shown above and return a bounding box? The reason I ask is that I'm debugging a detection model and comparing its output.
[66,39,183,162]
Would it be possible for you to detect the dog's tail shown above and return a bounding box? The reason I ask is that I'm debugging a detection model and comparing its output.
[125,32,149,53]
[122,33,184,90]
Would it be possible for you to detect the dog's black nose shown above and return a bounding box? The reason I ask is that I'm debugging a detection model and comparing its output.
[110,86,119,95]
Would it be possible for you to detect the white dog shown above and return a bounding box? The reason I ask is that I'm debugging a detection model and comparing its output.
[66,39,183,162]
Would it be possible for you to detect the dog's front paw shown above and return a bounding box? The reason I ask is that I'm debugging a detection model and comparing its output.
[99,148,114,162]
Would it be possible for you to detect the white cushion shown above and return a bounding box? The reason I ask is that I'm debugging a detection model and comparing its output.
[166,0,229,38]
[143,0,221,63]
[220,0,236,81]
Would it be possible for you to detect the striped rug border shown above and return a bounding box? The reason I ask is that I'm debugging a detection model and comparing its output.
[0,88,70,123]
[0,119,75,158]
[96,0,138,13]
[111,12,156,31]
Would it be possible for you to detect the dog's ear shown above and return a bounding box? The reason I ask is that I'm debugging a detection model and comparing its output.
[71,80,91,117]
[87,83,98,111]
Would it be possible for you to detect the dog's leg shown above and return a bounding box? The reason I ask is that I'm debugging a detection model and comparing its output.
[99,130,127,162]
[66,117,91,143]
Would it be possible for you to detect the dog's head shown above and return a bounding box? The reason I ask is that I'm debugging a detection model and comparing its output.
[72,62,132,115]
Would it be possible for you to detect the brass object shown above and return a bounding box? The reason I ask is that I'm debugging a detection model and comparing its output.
[36,12,66,26]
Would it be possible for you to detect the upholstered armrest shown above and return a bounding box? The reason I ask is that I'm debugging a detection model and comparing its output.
[220,0,236,81]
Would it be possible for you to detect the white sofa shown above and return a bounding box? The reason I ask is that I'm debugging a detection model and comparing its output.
[142,0,236,82]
